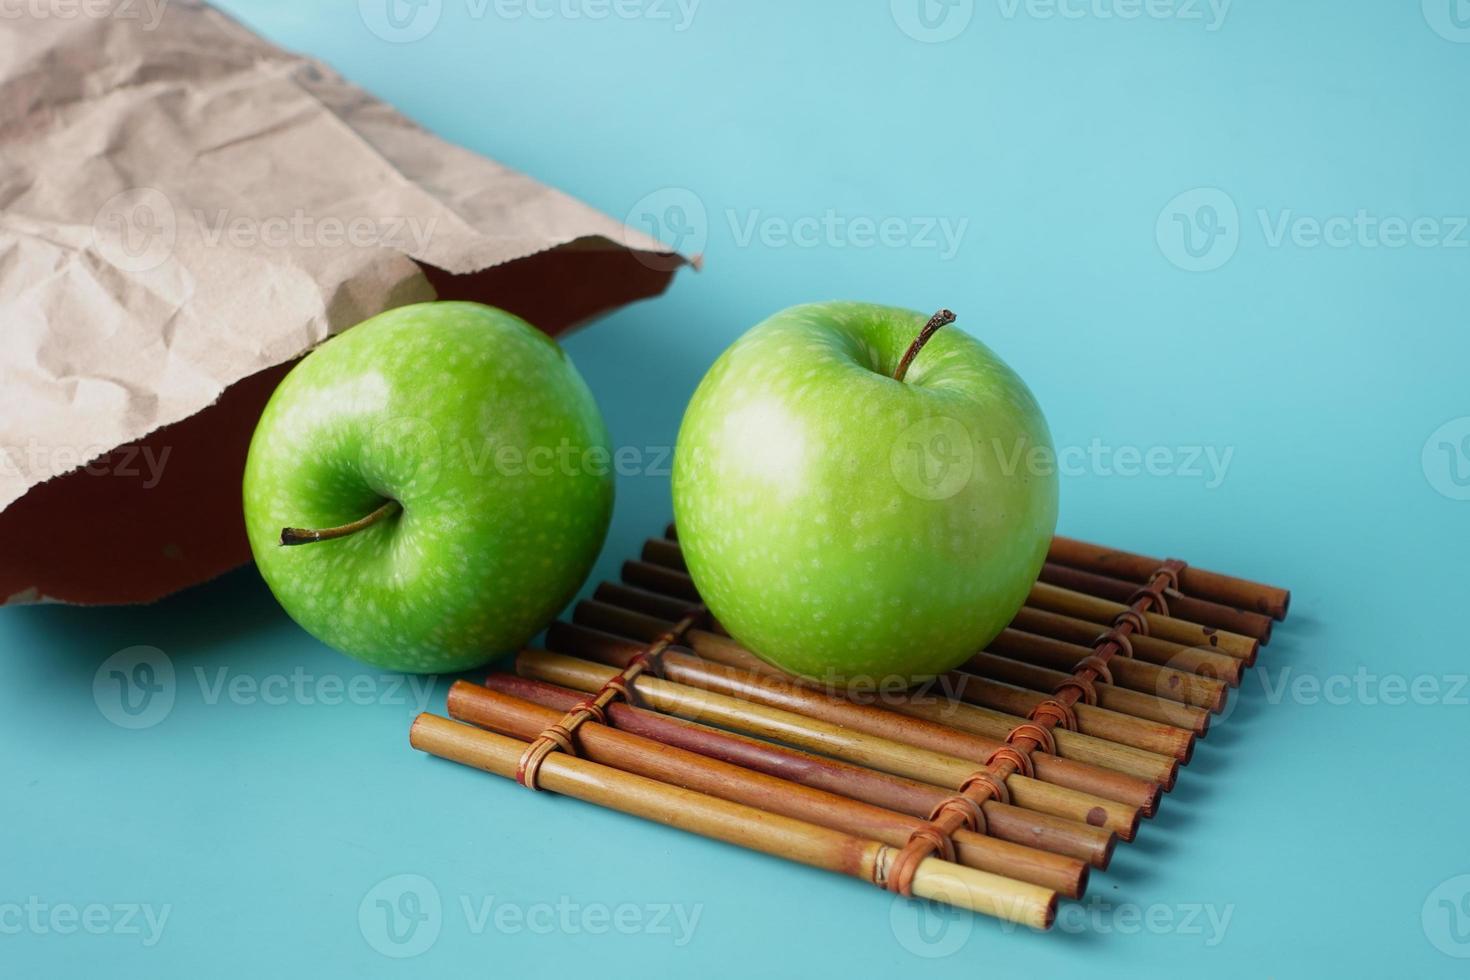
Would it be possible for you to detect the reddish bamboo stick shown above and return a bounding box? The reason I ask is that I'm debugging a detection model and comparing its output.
[571,599,1186,779]
[483,672,1116,869]
[410,713,1057,927]
[1012,605,1247,680]
[1049,536,1290,621]
[448,681,1089,898]
[516,649,1142,841]
[1028,581,1259,661]
[1039,562,1272,643]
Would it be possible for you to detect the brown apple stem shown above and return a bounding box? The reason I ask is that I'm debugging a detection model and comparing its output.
[280,500,401,547]
[893,309,956,383]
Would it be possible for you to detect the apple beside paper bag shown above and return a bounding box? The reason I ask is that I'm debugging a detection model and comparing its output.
[0,2,689,606]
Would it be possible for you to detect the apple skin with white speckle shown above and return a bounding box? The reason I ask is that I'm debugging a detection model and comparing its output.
[672,301,1058,687]
[243,302,612,674]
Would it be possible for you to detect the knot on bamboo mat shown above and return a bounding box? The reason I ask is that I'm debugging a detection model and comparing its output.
[1092,625,1135,658]
[1029,697,1078,731]
[515,605,707,790]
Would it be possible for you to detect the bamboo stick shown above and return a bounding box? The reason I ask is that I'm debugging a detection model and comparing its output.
[516,649,1143,841]
[1012,605,1247,680]
[1049,536,1291,621]
[554,616,1165,807]
[987,628,1228,713]
[410,713,1057,928]
[447,681,1089,898]
[569,600,1185,782]
[602,570,1211,746]
[1039,562,1272,643]
[1029,581,1259,660]
[641,536,688,570]
[623,558,701,601]
[482,672,1116,869]
[964,651,1210,736]
[596,581,700,623]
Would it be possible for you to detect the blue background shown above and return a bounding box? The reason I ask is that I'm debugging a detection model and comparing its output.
[4,0,1468,976]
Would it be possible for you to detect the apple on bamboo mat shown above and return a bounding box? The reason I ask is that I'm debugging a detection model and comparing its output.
[242,299,1290,931]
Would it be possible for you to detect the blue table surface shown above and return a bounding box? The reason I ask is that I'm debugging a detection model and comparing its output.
[5,1,1468,976]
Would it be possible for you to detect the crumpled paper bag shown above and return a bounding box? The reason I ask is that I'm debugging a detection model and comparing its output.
[0,1,688,606]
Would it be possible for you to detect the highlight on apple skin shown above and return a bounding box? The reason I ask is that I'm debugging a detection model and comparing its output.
[242,301,613,674]
[672,301,1059,687]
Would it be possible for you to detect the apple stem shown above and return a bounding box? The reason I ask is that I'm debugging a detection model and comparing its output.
[893,309,957,383]
[280,499,401,547]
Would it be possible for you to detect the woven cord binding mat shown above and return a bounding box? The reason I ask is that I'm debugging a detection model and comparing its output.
[410,524,1290,931]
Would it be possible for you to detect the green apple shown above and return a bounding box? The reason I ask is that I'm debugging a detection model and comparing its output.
[672,301,1057,686]
[243,301,612,673]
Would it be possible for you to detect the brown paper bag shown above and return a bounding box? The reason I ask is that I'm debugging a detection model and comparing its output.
[0,1,689,605]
